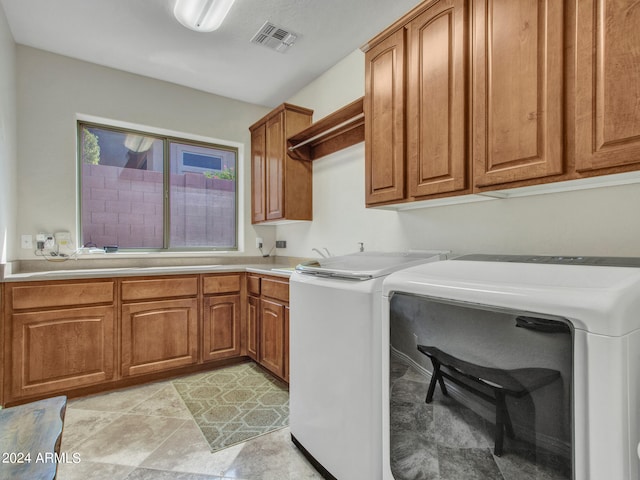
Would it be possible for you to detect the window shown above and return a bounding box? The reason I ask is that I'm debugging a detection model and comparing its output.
[79,122,238,250]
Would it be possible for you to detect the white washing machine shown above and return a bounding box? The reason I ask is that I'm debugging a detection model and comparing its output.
[289,251,448,480]
[381,255,640,480]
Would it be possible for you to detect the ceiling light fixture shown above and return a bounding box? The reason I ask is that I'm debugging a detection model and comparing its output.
[173,0,237,32]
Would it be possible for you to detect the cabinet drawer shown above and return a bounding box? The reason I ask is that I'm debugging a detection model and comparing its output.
[10,281,114,310]
[262,277,289,303]
[247,275,261,296]
[203,274,241,295]
[121,276,198,301]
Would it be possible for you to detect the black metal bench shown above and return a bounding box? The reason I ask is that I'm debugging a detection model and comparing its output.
[417,345,560,456]
[0,396,67,479]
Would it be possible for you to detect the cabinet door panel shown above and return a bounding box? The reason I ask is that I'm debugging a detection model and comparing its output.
[266,113,285,220]
[259,299,285,378]
[121,299,198,376]
[408,0,467,197]
[574,0,640,172]
[10,306,115,400]
[247,295,259,361]
[203,295,241,362]
[251,124,267,223]
[473,0,564,187]
[365,28,406,205]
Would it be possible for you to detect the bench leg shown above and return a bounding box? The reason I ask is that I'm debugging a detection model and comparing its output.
[425,360,448,403]
[494,391,510,456]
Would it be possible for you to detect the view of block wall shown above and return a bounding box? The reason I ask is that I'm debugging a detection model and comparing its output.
[82,164,236,249]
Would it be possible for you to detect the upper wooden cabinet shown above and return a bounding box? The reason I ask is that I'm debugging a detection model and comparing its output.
[407,0,468,197]
[472,0,564,188]
[364,0,470,206]
[363,0,640,206]
[249,104,313,223]
[572,0,640,174]
[364,28,406,205]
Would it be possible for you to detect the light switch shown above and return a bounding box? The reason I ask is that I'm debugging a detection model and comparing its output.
[21,234,33,249]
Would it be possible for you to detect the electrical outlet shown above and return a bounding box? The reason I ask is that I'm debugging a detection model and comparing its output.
[256,237,263,248]
[36,233,55,250]
[21,234,33,249]
[55,231,73,251]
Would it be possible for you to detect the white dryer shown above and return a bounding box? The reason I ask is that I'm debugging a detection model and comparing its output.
[382,255,640,480]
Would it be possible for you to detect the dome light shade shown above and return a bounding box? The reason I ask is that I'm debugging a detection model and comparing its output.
[173,0,237,32]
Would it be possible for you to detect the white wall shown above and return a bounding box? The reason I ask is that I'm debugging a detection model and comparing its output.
[0,3,17,265]
[281,50,640,258]
[15,46,272,259]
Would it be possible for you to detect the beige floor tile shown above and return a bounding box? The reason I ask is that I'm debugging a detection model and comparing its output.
[129,385,192,419]
[219,428,323,480]
[76,414,187,466]
[124,467,227,479]
[56,460,135,480]
[69,381,170,413]
[60,408,122,451]
[141,419,243,476]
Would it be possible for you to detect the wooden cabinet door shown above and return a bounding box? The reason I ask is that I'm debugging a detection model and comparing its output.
[407,0,467,197]
[259,299,285,378]
[10,306,115,400]
[121,298,198,377]
[266,112,285,221]
[472,0,564,187]
[247,295,259,361]
[573,0,640,172]
[251,123,267,223]
[365,28,406,205]
[202,294,241,362]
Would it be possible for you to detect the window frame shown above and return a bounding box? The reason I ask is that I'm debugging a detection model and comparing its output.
[77,120,240,252]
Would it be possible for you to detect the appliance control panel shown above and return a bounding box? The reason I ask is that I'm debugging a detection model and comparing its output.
[454,254,640,268]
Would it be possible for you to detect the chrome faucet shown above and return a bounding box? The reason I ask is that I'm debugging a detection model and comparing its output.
[312,248,327,258]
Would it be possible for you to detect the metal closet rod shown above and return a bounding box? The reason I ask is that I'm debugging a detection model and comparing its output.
[287,113,365,152]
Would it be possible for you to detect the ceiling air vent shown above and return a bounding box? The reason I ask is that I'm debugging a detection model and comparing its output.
[251,21,298,53]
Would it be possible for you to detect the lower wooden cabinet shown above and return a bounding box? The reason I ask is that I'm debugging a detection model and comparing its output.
[259,298,286,378]
[202,294,241,362]
[249,275,290,383]
[1,271,288,405]
[10,306,116,399]
[121,298,199,377]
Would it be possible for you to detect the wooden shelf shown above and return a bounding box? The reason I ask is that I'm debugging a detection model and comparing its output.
[287,97,364,161]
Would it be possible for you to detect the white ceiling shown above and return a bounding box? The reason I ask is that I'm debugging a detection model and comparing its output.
[0,0,422,107]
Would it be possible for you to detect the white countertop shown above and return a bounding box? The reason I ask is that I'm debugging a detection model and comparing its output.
[3,263,294,282]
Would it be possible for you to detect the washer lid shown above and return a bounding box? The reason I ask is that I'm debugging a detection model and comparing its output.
[295,251,448,280]
[383,256,640,336]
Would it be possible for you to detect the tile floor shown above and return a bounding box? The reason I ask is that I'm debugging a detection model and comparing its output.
[57,374,324,480]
